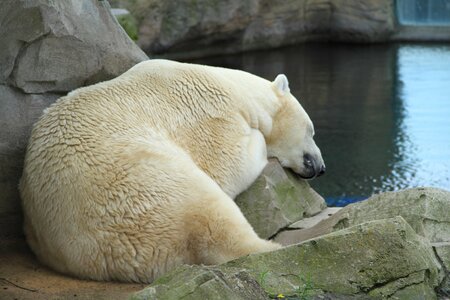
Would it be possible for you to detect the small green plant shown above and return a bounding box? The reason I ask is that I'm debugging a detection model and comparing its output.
[257,270,316,300]
[258,270,270,287]
[294,273,315,300]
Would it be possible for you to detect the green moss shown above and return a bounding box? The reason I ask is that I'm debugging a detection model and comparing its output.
[116,14,138,41]
[273,182,306,221]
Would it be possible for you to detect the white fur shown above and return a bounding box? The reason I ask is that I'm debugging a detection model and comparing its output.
[20,59,322,283]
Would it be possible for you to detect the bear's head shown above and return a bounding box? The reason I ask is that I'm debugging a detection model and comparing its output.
[267,74,325,179]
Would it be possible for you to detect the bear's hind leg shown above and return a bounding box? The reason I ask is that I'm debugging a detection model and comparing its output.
[182,176,281,265]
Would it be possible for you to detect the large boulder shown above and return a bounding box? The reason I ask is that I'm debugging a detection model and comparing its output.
[235,159,326,239]
[0,86,60,251]
[110,0,260,58]
[0,0,147,93]
[132,265,270,300]
[133,217,441,299]
[274,187,450,297]
[111,0,395,58]
[0,0,148,251]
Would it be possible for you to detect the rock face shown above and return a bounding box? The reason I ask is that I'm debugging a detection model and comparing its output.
[0,0,147,93]
[275,187,450,243]
[235,159,326,239]
[274,187,450,297]
[132,265,270,300]
[112,0,395,58]
[0,86,60,250]
[0,0,147,251]
[133,217,441,299]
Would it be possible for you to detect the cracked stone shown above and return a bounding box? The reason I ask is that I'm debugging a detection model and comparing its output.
[0,0,147,93]
[131,265,270,300]
[274,187,450,296]
[434,243,450,297]
[288,207,342,230]
[434,243,450,271]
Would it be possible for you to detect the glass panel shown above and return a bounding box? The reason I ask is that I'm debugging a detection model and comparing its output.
[397,0,450,25]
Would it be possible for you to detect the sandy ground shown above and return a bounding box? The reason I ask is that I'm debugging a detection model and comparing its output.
[0,249,146,300]
[0,208,342,299]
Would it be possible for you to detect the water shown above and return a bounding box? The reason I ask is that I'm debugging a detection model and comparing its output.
[191,43,450,206]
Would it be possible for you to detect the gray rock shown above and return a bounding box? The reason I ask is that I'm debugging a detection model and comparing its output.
[434,243,450,297]
[134,217,440,299]
[332,188,450,243]
[242,0,395,52]
[123,0,259,58]
[132,265,270,300]
[111,0,450,59]
[276,187,450,244]
[114,0,395,59]
[0,0,148,251]
[0,0,147,93]
[289,207,342,230]
[0,85,60,251]
[274,187,450,296]
[235,159,326,239]
[435,244,450,273]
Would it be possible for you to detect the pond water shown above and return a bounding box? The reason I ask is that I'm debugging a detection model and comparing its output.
[191,43,450,206]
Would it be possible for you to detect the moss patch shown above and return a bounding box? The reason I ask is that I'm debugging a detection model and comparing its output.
[116,14,138,41]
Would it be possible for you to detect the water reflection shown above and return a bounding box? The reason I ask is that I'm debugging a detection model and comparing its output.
[390,45,450,193]
[190,43,450,206]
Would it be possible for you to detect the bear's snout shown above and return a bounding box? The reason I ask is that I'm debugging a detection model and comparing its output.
[302,153,325,179]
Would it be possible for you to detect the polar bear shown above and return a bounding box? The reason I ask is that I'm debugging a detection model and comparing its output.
[20,59,325,283]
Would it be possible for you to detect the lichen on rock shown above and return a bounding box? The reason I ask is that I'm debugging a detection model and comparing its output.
[134,217,441,299]
[274,187,450,298]
[235,159,326,239]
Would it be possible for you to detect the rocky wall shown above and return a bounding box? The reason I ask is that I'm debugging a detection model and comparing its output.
[0,0,148,251]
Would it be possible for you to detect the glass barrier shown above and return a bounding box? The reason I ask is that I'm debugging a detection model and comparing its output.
[397,0,450,25]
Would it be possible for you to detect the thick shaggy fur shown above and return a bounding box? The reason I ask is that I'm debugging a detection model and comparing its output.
[20,60,322,283]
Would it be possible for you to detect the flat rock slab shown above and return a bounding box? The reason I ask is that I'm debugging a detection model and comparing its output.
[0,250,145,300]
[276,187,450,245]
[289,207,342,230]
[275,207,342,246]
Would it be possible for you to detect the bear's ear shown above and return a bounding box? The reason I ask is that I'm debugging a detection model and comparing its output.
[273,74,290,95]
